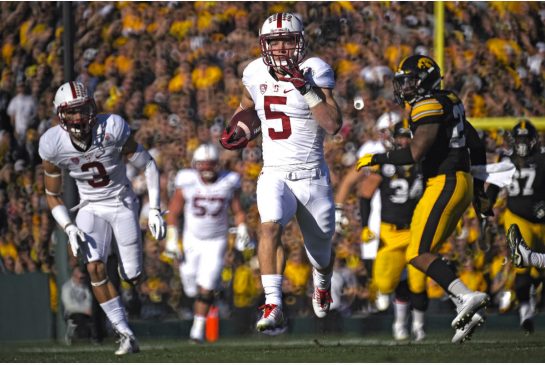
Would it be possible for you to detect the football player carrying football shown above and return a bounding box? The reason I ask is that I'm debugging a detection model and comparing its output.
[39,81,166,355]
[164,143,250,343]
[503,120,545,334]
[221,12,342,333]
[356,55,491,344]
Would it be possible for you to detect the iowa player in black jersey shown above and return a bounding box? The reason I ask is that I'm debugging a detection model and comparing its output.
[358,121,428,342]
[356,55,491,343]
[502,120,545,334]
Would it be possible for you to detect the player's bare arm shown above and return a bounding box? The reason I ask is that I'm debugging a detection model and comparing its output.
[43,160,64,211]
[166,189,185,227]
[309,87,342,135]
[409,122,440,161]
[230,189,246,226]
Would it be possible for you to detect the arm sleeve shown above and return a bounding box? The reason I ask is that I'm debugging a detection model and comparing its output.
[464,120,486,192]
[359,197,371,227]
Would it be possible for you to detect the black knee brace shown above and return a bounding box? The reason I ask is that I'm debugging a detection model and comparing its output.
[410,291,429,312]
[196,291,215,305]
[395,280,410,302]
[515,273,532,302]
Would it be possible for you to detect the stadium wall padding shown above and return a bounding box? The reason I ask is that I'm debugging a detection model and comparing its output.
[0,273,53,341]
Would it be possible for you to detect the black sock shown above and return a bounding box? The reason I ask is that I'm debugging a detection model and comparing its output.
[426,259,457,293]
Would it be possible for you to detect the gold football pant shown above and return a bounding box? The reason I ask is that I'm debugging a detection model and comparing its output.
[407,172,473,262]
[503,209,545,275]
[373,222,427,294]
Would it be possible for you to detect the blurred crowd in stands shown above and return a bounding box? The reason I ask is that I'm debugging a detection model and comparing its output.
[1,2,545,329]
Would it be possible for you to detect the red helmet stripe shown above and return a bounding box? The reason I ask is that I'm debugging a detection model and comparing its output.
[277,13,283,28]
[68,82,77,99]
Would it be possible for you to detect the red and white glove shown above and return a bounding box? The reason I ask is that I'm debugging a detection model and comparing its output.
[278,59,322,108]
[220,126,248,150]
[278,59,311,95]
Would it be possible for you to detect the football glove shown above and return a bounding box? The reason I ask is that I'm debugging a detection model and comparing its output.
[534,201,545,220]
[360,226,376,244]
[65,223,86,257]
[234,223,251,251]
[356,153,376,171]
[220,126,248,150]
[148,208,166,240]
[278,58,311,95]
[335,204,349,234]
[164,225,181,259]
[473,189,493,219]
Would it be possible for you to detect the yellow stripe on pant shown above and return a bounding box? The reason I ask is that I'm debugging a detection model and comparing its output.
[373,223,427,294]
[407,172,473,262]
[503,209,545,276]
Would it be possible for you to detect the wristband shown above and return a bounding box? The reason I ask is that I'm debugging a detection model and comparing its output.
[372,147,415,165]
[303,89,323,108]
[52,205,72,230]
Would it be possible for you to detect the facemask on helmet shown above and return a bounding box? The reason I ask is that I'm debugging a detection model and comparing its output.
[192,143,220,182]
[393,119,412,149]
[376,111,401,150]
[259,13,306,72]
[54,81,97,143]
[393,55,442,105]
[512,119,538,157]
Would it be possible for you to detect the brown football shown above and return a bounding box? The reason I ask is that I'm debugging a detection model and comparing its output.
[229,108,262,141]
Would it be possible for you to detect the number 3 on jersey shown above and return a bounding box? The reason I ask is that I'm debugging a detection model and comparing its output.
[264,96,291,140]
[81,161,110,188]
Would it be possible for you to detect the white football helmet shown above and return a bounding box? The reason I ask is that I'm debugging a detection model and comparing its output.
[259,13,306,71]
[192,143,220,182]
[53,81,97,142]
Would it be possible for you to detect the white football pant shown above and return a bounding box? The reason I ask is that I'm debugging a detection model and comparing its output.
[256,161,335,269]
[179,230,227,297]
[75,190,142,281]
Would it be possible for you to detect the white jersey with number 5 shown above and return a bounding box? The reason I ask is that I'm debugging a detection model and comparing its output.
[175,169,241,240]
[38,114,132,202]
[242,57,335,169]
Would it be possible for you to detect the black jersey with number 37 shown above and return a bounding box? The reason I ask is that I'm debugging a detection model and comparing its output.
[505,152,545,223]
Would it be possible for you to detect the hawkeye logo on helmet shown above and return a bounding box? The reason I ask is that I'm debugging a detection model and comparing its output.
[417,57,434,70]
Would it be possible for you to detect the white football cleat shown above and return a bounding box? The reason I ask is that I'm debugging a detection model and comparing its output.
[256,304,285,334]
[115,333,140,355]
[392,321,409,341]
[312,287,332,318]
[411,323,426,342]
[451,291,490,329]
[520,303,535,335]
[507,224,531,268]
[452,310,485,344]
[375,292,391,312]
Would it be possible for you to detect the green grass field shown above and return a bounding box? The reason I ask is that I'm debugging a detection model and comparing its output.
[2,330,545,363]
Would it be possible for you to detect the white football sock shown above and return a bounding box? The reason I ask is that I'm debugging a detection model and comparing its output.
[100,296,133,336]
[412,309,425,330]
[393,299,409,326]
[261,274,283,306]
[529,252,545,268]
[190,315,206,340]
[312,268,332,290]
[448,279,472,297]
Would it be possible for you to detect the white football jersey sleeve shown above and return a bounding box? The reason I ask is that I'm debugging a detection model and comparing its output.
[175,169,241,240]
[242,57,335,168]
[38,114,132,201]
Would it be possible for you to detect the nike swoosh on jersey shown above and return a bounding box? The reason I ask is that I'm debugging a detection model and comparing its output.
[283,89,294,93]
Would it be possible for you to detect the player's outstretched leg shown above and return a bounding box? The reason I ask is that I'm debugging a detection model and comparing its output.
[507,224,532,268]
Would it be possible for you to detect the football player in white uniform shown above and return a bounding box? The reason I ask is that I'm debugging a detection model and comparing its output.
[38,81,166,355]
[164,143,249,343]
[222,13,342,333]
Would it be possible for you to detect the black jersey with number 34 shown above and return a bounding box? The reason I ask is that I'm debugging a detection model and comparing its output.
[379,164,423,228]
[506,152,545,223]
